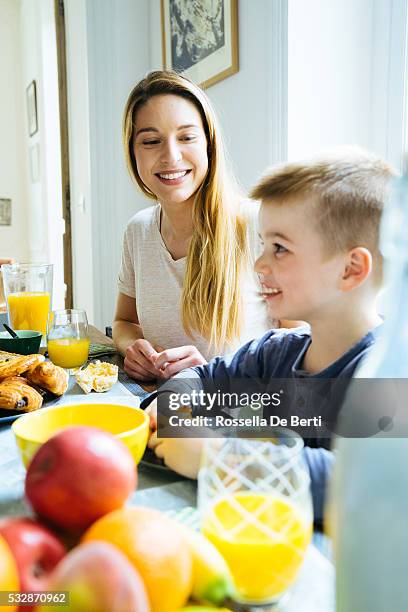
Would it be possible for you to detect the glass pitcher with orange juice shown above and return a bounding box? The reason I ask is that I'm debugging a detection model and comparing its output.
[1,264,53,339]
[47,309,90,370]
[198,434,312,607]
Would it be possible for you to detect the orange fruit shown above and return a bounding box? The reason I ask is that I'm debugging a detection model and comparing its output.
[82,507,192,611]
[0,534,19,612]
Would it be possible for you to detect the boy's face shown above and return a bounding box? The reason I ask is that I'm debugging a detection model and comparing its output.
[255,197,347,324]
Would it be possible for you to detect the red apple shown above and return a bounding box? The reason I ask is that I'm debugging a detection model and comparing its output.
[0,517,66,612]
[25,426,136,533]
[38,541,150,612]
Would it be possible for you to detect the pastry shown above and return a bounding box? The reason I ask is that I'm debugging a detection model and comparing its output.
[0,354,45,382]
[0,376,43,412]
[26,361,69,396]
[0,350,19,362]
[75,360,118,394]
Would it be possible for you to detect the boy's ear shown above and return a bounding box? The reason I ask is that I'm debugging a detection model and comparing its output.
[341,247,372,291]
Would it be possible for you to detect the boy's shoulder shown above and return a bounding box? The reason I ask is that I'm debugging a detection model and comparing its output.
[255,325,311,369]
[257,325,311,351]
[224,325,312,379]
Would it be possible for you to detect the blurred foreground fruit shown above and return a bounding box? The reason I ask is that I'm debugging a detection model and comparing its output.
[0,518,65,612]
[180,527,234,605]
[83,506,192,612]
[0,533,19,612]
[179,606,231,612]
[37,541,150,612]
[25,426,136,532]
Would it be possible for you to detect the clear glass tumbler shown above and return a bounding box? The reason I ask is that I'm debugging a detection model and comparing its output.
[198,433,312,608]
[2,263,53,340]
[47,309,89,371]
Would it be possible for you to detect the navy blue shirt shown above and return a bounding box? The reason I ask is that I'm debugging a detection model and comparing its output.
[173,326,377,522]
[183,325,376,380]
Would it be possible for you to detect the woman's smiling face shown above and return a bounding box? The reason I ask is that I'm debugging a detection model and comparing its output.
[133,94,209,208]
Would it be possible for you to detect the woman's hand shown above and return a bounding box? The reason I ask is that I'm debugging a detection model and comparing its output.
[123,339,163,381]
[153,345,207,378]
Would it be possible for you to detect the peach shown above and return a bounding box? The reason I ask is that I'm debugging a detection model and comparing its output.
[37,541,150,611]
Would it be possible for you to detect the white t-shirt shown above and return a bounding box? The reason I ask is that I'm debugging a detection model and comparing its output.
[117,201,270,361]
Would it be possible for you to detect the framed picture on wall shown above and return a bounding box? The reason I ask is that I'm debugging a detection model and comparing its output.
[26,80,38,137]
[0,199,12,226]
[161,0,238,89]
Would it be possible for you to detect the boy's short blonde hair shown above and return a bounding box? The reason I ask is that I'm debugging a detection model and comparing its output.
[250,147,396,285]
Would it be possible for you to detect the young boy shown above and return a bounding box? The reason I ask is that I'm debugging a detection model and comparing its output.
[147,146,395,521]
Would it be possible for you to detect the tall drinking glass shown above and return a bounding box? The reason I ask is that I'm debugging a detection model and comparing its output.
[47,309,89,371]
[1,264,53,341]
[198,433,312,607]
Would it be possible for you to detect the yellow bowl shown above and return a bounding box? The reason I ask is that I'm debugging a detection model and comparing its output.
[12,403,149,468]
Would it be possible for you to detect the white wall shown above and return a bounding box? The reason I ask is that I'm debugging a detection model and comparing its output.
[288,0,373,158]
[38,0,65,306]
[18,0,65,308]
[86,0,150,329]
[370,0,408,170]
[65,0,150,327]
[287,0,407,169]
[64,0,94,321]
[0,0,29,262]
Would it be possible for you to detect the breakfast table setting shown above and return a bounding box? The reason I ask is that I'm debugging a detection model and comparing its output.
[0,325,335,611]
[0,261,334,611]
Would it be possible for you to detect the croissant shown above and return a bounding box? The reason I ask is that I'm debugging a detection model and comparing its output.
[0,354,45,382]
[0,376,43,412]
[26,361,69,396]
[0,350,19,362]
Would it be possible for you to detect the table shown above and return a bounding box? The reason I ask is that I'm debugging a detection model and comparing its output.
[87,325,156,396]
[0,336,335,612]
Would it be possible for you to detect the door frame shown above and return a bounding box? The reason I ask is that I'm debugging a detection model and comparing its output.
[54,0,73,308]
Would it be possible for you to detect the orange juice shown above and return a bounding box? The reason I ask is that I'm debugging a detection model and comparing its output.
[47,338,90,369]
[202,492,312,603]
[7,292,51,335]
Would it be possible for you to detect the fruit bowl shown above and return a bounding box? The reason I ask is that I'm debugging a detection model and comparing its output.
[12,402,149,467]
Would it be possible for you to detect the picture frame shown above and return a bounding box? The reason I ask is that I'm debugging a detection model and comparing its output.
[26,80,38,137]
[161,0,238,89]
[0,199,12,226]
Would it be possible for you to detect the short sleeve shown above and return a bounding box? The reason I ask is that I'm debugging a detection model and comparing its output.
[117,225,136,298]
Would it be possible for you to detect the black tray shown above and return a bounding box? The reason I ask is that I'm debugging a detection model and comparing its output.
[0,393,61,426]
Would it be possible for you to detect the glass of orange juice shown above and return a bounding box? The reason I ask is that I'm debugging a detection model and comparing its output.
[47,309,90,371]
[2,263,53,342]
[198,433,312,607]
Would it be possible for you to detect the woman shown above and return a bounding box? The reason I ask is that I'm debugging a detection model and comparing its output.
[113,71,270,380]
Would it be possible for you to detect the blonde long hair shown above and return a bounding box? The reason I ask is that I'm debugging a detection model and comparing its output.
[123,70,249,350]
